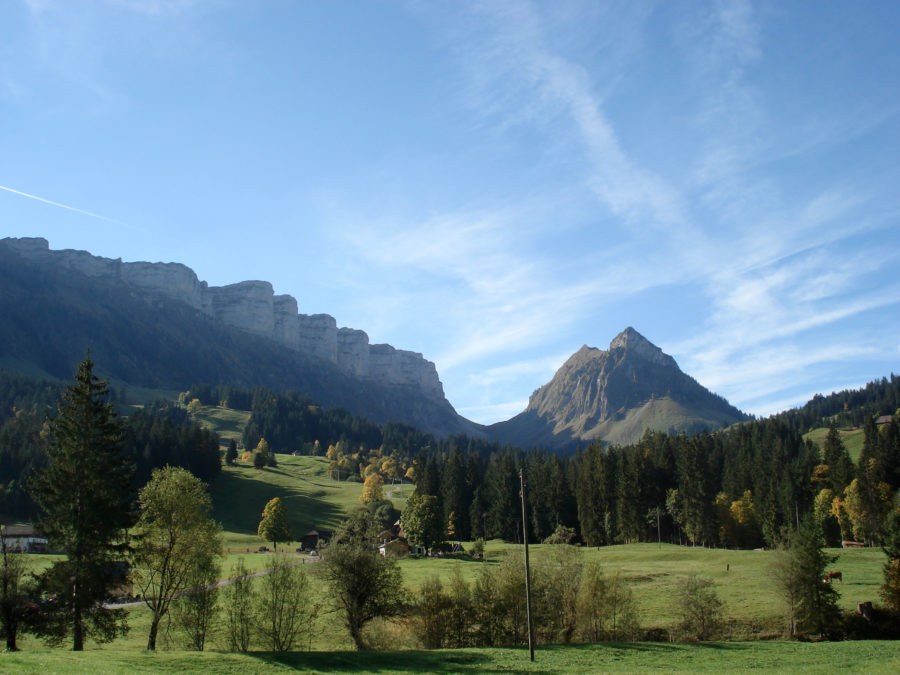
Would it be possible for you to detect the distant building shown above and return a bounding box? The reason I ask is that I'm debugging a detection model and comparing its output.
[378,538,410,557]
[1,525,48,553]
[299,529,334,551]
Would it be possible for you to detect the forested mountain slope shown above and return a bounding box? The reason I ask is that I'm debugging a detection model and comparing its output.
[0,238,478,438]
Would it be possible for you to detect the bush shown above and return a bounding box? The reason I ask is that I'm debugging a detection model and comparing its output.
[676,575,725,641]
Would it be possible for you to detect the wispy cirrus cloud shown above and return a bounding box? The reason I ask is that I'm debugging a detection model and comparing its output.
[0,183,129,226]
[344,1,898,422]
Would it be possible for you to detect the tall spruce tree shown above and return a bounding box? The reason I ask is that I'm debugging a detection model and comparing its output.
[793,514,841,637]
[32,354,135,650]
[822,421,854,495]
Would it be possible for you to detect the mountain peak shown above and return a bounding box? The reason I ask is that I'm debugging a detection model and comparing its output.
[609,326,648,350]
[489,327,747,449]
[609,327,673,368]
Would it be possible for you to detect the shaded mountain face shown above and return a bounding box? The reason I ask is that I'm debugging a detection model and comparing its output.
[489,328,748,449]
[0,238,480,438]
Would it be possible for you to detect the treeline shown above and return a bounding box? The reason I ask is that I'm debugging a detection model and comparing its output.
[409,414,900,550]
[0,384,220,519]
[201,381,900,550]
[123,402,221,486]
[0,372,64,422]
[774,374,900,431]
[236,387,508,464]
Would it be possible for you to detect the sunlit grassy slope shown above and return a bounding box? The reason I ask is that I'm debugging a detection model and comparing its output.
[211,454,393,550]
[197,403,884,635]
[804,425,866,463]
[191,405,250,445]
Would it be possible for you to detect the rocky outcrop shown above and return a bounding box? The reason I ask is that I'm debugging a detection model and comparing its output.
[1,237,445,401]
[489,327,747,449]
[337,328,370,378]
[370,343,444,399]
[298,314,337,362]
[206,281,275,338]
[273,295,300,351]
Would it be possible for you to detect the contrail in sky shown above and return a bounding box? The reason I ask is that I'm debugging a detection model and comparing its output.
[0,184,125,225]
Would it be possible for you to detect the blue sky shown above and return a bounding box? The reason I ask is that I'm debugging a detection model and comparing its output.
[2,0,899,425]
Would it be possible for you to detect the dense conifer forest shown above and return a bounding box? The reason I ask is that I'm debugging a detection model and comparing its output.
[0,374,220,518]
[2,372,899,550]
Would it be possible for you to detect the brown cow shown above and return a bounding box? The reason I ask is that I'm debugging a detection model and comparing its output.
[824,570,842,583]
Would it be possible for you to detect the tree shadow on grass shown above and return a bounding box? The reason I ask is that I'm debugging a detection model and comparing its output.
[248,649,492,673]
[211,467,344,536]
[244,642,763,674]
[541,642,680,654]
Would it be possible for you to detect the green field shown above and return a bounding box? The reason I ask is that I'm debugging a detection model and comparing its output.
[5,407,895,671]
[2,640,898,674]
[191,405,251,446]
[211,455,372,551]
[804,426,866,463]
[391,542,885,639]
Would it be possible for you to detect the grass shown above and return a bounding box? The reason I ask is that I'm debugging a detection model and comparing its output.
[9,408,894,670]
[2,640,899,674]
[391,542,886,638]
[191,405,251,445]
[211,455,368,551]
[804,426,866,463]
[8,486,896,674]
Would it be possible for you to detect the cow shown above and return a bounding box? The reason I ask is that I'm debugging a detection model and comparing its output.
[824,570,842,583]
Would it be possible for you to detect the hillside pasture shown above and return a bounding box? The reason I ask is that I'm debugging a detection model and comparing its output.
[211,455,367,551]
[395,542,887,638]
[191,405,250,446]
[804,425,865,463]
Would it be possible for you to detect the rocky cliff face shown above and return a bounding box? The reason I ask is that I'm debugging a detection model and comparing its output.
[489,327,747,449]
[2,237,444,401]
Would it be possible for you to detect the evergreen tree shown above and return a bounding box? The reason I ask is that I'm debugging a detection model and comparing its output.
[822,422,853,495]
[0,527,31,651]
[785,515,841,637]
[31,355,135,650]
[225,438,238,466]
[879,509,900,615]
[855,415,888,544]
[440,447,470,540]
[483,453,519,541]
[676,434,715,545]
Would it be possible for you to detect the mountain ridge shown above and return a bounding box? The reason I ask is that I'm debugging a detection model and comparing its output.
[488,327,748,448]
[0,237,480,438]
[2,237,444,399]
[1,237,747,448]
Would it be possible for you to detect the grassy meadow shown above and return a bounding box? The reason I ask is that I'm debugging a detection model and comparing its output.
[4,404,897,673]
[804,425,865,463]
[190,405,250,445]
[3,640,899,674]
[211,454,372,551]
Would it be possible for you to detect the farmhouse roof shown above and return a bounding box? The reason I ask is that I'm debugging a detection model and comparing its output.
[1,525,44,538]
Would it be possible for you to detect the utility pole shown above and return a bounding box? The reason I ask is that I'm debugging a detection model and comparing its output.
[519,468,535,662]
[656,506,661,549]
